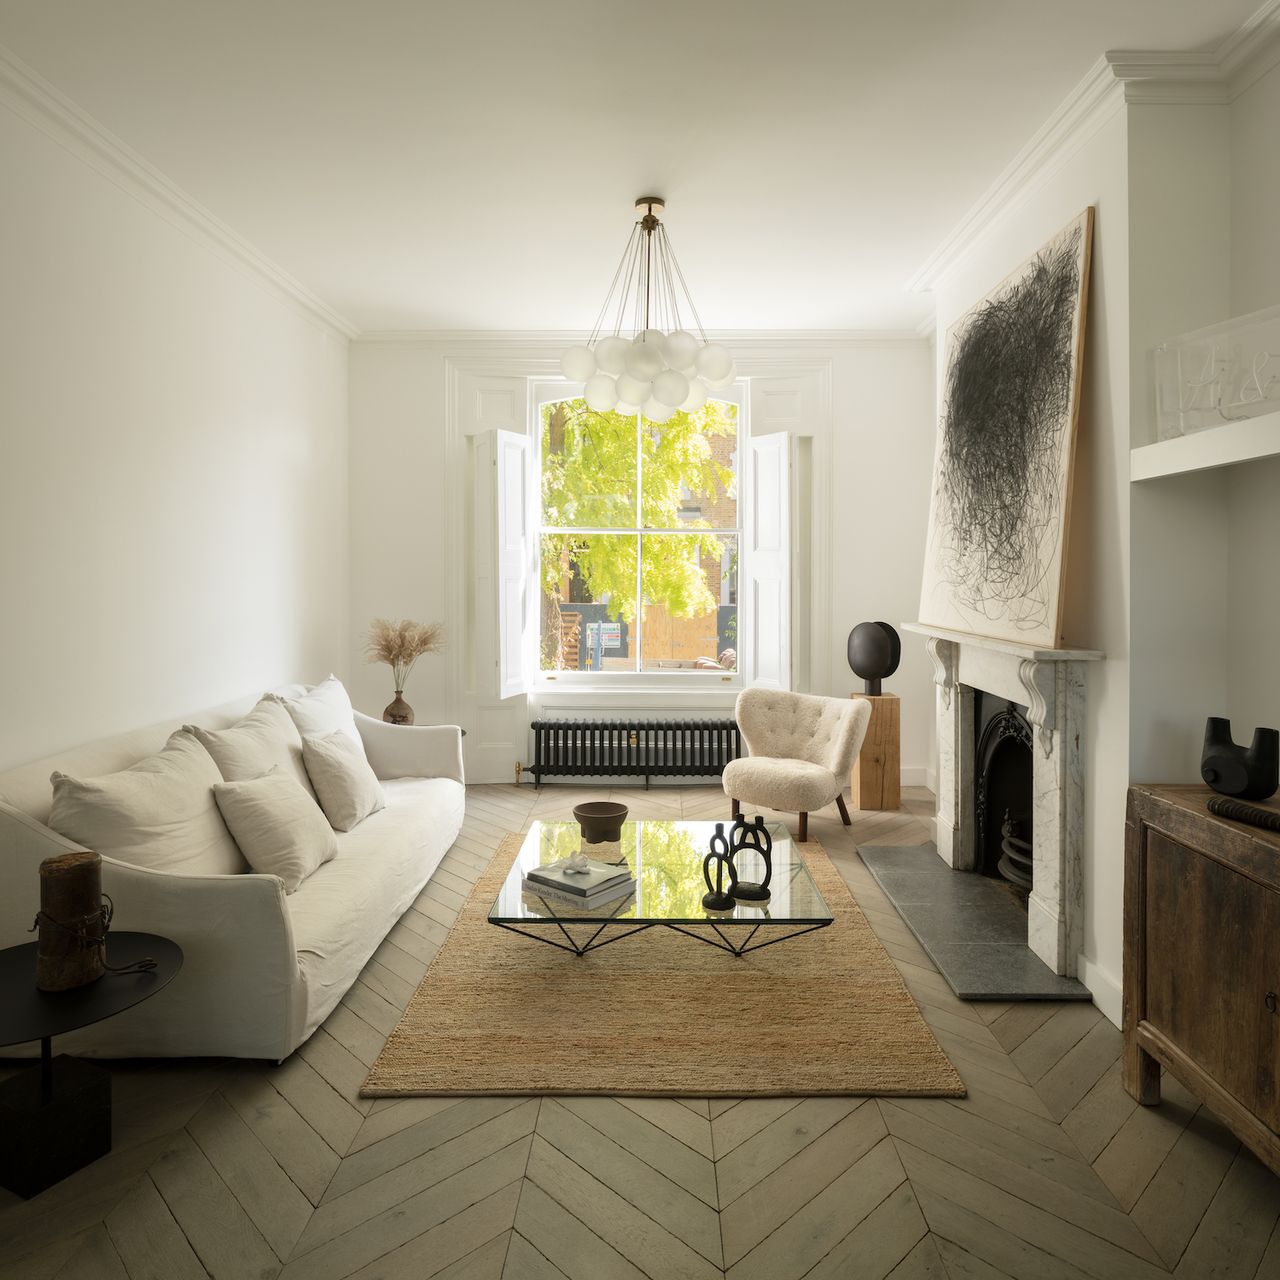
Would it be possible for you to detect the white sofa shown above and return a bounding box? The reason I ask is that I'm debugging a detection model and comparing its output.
[0,688,465,1061]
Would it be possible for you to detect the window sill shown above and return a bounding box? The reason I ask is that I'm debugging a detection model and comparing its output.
[530,684,741,709]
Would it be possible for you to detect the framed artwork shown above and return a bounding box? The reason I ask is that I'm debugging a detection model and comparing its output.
[919,207,1093,649]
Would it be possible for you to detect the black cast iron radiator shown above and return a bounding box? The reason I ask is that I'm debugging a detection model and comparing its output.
[529,718,741,788]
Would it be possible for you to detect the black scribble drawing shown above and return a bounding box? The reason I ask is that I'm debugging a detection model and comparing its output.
[922,211,1091,645]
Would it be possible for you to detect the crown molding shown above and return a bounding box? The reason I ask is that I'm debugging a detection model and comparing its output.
[907,56,1123,292]
[1220,0,1280,95]
[354,327,929,347]
[1103,1,1280,103]
[908,2,1280,292]
[0,43,358,340]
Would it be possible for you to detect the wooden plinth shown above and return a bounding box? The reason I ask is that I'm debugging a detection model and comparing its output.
[850,692,900,811]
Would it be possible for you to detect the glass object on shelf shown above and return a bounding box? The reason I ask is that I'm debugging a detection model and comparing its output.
[1154,303,1280,440]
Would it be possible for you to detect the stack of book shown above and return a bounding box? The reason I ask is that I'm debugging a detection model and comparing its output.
[522,858,636,912]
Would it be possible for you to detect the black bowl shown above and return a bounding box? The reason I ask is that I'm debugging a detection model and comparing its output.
[573,801,629,844]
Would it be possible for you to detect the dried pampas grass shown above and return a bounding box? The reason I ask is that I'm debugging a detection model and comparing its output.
[365,618,444,691]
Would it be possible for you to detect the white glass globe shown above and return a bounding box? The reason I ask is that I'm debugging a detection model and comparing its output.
[694,342,733,382]
[594,335,630,375]
[615,400,639,415]
[680,378,709,413]
[652,369,690,408]
[626,340,665,381]
[560,344,596,382]
[664,329,698,372]
[584,373,619,412]
[642,397,674,424]
[639,328,667,361]
[615,373,652,406]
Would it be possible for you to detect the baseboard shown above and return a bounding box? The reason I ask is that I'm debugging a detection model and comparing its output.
[901,765,930,790]
[1077,955,1122,1027]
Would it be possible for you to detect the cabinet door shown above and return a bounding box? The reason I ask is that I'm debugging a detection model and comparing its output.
[1143,830,1280,1122]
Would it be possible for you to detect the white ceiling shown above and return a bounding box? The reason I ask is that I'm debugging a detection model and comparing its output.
[0,1,1261,333]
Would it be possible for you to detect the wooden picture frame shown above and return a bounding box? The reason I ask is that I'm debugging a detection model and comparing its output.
[919,207,1094,648]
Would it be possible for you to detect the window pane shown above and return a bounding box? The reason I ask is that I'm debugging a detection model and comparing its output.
[639,534,738,672]
[540,534,637,672]
[641,399,737,530]
[541,399,636,528]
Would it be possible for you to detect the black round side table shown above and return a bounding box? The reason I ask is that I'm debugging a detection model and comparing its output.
[0,931,182,1199]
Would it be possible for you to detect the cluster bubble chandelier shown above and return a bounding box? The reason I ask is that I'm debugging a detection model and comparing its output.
[560,196,735,422]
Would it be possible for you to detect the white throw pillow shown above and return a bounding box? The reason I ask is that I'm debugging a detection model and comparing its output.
[302,730,386,832]
[49,729,246,876]
[188,698,314,797]
[213,767,337,893]
[272,676,366,755]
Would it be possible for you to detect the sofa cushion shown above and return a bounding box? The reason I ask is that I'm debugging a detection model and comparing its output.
[286,777,465,1041]
[189,698,314,797]
[213,767,337,893]
[48,729,246,876]
[722,755,839,814]
[271,676,365,754]
[303,731,386,832]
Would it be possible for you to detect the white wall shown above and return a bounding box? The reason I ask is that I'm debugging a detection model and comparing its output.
[929,105,1131,1019]
[1227,60,1280,735]
[1127,102,1233,783]
[0,103,349,769]
[346,338,938,781]
[347,344,451,724]
[827,342,937,780]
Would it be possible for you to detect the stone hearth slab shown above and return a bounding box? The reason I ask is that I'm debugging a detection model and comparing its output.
[859,844,1091,1002]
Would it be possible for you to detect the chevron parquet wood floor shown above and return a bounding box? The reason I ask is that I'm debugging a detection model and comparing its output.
[2,783,1278,1279]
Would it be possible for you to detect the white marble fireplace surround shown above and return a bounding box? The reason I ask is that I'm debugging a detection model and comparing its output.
[903,623,1103,977]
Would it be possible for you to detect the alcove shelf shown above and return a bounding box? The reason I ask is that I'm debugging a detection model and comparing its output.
[1130,409,1280,482]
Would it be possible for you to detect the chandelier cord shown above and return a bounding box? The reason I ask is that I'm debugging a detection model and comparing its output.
[611,224,642,341]
[660,225,708,343]
[588,224,640,347]
[657,232,683,335]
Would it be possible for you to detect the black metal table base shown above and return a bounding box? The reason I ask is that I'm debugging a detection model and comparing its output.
[0,1042,111,1199]
[491,918,830,957]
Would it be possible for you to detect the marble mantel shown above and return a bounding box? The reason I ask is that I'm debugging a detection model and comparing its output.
[902,622,1104,977]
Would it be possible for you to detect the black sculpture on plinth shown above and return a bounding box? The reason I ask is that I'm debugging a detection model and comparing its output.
[847,621,901,696]
[1201,718,1279,801]
[727,814,774,901]
[702,824,738,911]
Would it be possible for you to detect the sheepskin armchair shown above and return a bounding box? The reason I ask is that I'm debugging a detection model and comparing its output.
[723,688,872,841]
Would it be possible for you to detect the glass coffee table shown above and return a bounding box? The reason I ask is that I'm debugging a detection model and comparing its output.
[488,819,832,957]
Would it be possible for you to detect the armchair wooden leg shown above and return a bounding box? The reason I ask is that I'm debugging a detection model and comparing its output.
[731,798,740,819]
[835,794,852,825]
[798,812,808,842]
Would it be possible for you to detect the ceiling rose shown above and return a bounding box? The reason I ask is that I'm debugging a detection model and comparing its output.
[560,196,735,423]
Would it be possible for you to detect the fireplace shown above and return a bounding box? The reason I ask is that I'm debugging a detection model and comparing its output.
[904,622,1103,977]
[974,696,1033,893]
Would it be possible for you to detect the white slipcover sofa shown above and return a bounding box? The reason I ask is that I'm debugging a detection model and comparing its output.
[0,686,464,1061]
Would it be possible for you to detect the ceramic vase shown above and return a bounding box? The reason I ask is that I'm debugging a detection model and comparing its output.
[383,691,414,725]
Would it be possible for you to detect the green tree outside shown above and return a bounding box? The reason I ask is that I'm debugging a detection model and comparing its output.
[540,398,736,668]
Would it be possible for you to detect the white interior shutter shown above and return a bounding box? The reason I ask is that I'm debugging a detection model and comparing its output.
[494,428,533,699]
[743,431,791,690]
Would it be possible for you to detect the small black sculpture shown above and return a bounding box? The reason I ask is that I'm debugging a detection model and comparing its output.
[702,823,739,911]
[847,621,901,696]
[1201,717,1279,801]
[727,814,773,901]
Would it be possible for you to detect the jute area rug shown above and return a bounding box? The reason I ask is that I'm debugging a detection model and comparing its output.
[361,834,965,1098]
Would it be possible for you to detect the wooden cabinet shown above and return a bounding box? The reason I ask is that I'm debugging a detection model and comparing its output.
[1124,784,1280,1173]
